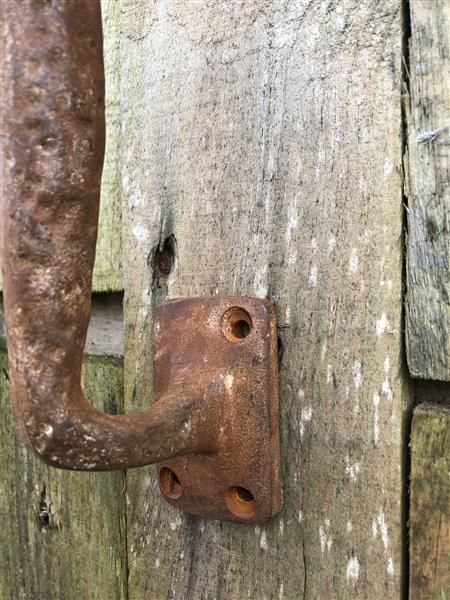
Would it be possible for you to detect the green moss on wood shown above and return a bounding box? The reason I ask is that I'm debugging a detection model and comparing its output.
[0,352,127,600]
[410,403,450,599]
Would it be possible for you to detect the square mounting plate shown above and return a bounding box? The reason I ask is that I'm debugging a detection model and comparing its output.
[153,297,280,522]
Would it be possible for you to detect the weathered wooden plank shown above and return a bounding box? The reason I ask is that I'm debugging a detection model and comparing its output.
[0,295,124,356]
[409,402,450,599]
[0,0,123,293]
[404,0,450,380]
[120,1,407,598]
[0,352,127,599]
[93,0,123,292]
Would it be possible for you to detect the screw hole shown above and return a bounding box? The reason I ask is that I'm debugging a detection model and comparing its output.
[222,308,252,342]
[152,235,176,286]
[225,486,256,518]
[277,336,284,365]
[159,467,182,499]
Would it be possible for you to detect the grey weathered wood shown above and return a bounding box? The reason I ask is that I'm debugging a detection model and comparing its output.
[0,352,127,599]
[409,402,450,599]
[0,0,123,293]
[404,0,450,380]
[93,0,123,292]
[120,1,408,598]
[0,296,123,356]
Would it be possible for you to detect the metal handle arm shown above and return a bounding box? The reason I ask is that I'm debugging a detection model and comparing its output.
[1,0,217,471]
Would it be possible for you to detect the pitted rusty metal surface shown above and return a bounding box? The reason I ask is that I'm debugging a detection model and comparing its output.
[155,298,280,522]
[1,0,280,521]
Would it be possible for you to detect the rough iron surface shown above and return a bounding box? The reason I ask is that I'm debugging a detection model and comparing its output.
[155,298,280,522]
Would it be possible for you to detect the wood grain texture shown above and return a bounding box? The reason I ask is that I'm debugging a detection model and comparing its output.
[404,0,450,380]
[0,295,124,356]
[120,1,408,598]
[0,353,127,600]
[409,402,450,599]
[93,0,123,292]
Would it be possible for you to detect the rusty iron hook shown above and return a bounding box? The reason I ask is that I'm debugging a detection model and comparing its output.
[1,0,220,470]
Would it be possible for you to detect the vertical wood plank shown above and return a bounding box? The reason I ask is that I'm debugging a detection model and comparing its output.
[0,353,127,600]
[409,402,450,599]
[120,1,408,598]
[404,0,450,380]
[93,0,123,292]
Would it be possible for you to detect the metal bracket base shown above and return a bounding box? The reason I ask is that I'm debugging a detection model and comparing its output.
[154,297,280,522]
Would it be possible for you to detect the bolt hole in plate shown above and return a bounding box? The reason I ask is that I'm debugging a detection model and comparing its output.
[225,486,256,518]
[159,467,182,499]
[221,307,252,341]
[154,297,280,522]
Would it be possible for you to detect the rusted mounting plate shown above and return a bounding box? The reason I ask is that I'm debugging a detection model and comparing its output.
[154,297,280,522]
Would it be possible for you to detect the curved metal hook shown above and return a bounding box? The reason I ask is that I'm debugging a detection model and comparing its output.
[1,0,218,470]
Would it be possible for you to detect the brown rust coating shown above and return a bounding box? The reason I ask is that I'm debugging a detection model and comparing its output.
[2,0,280,523]
[1,0,217,470]
[156,298,280,522]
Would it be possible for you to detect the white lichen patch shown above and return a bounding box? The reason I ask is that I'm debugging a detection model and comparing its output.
[346,556,360,585]
[169,515,183,531]
[376,313,389,336]
[387,557,394,576]
[127,181,143,209]
[349,248,359,273]
[377,509,390,550]
[300,406,312,439]
[326,364,333,384]
[382,378,393,402]
[260,529,268,551]
[308,265,318,287]
[285,306,291,323]
[254,267,268,297]
[383,156,393,175]
[352,360,362,389]
[372,519,378,538]
[319,526,326,553]
[345,454,360,483]
[285,214,298,242]
[319,521,333,554]
[132,224,149,244]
